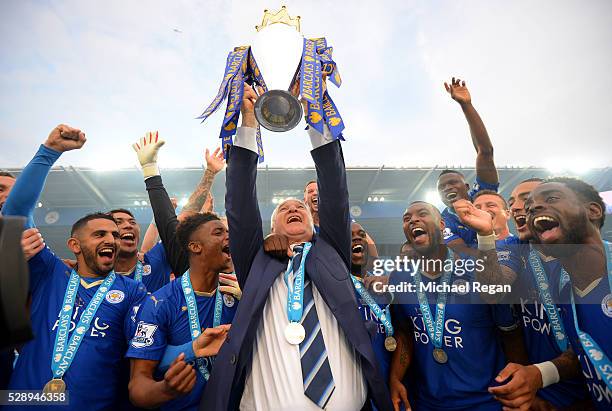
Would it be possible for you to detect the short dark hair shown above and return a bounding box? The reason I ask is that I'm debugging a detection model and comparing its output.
[544,177,606,228]
[303,180,317,192]
[71,212,117,236]
[519,177,544,184]
[472,189,508,209]
[438,169,465,179]
[175,213,221,253]
[108,208,134,218]
[0,171,15,179]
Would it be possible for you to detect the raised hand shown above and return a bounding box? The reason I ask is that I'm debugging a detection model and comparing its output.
[44,124,86,153]
[453,199,494,235]
[444,77,471,105]
[205,147,225,174]
[191,324,231,358]
[218,273,241,300]
[162,353,197,398]
[21,228,45,260]
[240,83,261,128]
[132,131,165,178]
[263,232,292,260]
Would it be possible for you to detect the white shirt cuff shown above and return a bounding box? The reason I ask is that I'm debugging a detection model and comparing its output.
[234,127,259,154]
[307,125,334,149]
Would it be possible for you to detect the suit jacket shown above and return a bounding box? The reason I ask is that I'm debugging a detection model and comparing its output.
[199,141,393,411]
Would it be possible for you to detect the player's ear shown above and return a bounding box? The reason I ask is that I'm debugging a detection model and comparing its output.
[586,201,603,226]
[67,237,81,254]
[188,241,202,254]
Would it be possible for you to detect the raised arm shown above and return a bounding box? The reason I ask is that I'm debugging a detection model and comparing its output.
[445,78,498,186]
[133,132,189,276]
[225,85,264,288]
[310,129,351,270]
[2,124,85,227]
[178,148,224,219]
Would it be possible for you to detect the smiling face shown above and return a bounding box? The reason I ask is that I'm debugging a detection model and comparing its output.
[508,180,541,241]
[189,219,233,273]
[473,194,510,237]
[437,173,470,208]
[111,211,141,256]
[272,199,314,243]
[304,181,319,214]
[525,182,592,256]
[403,202,445,256]
[69,218,121,275]
[351,222,369,272]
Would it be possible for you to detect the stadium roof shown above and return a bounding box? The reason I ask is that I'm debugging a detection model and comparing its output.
[5,165,612,258]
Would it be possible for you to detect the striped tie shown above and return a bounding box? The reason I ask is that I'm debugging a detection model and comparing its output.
[290,246,336,408]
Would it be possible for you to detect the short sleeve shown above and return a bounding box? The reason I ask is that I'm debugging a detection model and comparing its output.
[491,304,518,331]
[469,176,500,199]
[145,242,173,281]
[126,294,169,362]
[496,242,525,275]
[123,282,149,342]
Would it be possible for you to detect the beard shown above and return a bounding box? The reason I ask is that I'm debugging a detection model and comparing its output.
[81,246,113,275]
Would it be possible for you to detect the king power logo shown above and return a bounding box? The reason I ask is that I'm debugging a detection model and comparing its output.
[51,303,109,338]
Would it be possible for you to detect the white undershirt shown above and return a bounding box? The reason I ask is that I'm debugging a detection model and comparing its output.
[239,272,366,411]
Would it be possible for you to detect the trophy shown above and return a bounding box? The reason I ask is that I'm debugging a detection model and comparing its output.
[197,6,345,162]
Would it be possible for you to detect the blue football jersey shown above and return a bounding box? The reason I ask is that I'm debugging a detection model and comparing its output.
[8,247,147,411]
[498,244,589,408]
[353,284,392,379]
[120,242,173,293]
[126,278,238,411]
[442,177,499,247]
[558,276,612,411]
[390,259,515,410]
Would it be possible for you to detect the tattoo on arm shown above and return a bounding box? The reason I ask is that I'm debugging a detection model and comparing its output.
[477,249,517,303]
[183,169,216,214]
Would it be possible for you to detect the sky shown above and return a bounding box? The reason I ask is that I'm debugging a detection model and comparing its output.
[1,0,611,169]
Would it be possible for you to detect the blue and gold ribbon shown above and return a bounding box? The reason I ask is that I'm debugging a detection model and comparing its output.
[198,46,267,162]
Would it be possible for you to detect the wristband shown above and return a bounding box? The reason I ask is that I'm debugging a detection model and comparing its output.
[533,361,560,388]
[477,232,496,251]
[141,163,160,179]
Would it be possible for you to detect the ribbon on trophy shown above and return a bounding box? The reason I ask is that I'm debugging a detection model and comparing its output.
[294,37,345,140]
[197,46,268,162]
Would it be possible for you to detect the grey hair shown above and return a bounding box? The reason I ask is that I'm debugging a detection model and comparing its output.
[270,198,315,232]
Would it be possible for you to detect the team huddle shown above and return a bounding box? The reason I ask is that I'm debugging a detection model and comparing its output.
[0,78,610,411]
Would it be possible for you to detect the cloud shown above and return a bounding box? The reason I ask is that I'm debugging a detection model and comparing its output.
[0,0,611,169]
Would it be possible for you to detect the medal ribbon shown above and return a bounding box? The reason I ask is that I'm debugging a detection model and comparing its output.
[350,275,394,338]
[134,261,143,283]
[527,248,568,351]
[51,270,116,379]
[181,271,223,381]
[411,250,454,349]
[284,242,313,323]
[561,241,612,392]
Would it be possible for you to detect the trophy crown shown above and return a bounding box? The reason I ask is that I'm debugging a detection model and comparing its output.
[256,5,301,33]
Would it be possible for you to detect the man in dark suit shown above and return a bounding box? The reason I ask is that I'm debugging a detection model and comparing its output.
[200,84,392,410]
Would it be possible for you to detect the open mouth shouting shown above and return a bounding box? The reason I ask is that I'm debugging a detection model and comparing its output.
[531,215,562,243]
[221,244,231,260]
[411,227,428,245]
[287,215,303,225]
[120,232,136,245]
[97,245,116,264]
[513,214,528,234]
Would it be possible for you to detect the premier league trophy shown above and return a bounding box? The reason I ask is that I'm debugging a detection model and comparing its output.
[197,6,345,162]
